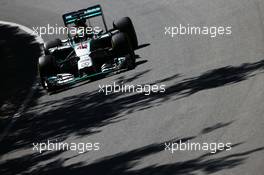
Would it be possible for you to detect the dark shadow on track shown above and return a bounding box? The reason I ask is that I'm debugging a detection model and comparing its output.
[1,59,264,174]
[30,144,262,175]
[200,121,235,134]
[2,60,264,154]
[135,43,151,51]
[1,132,263,175]
[2,59,264,137]
[0,24,41,132]
[171,60,264,97]
[120,59,264,112]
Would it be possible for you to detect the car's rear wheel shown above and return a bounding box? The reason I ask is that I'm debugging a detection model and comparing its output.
[113,17,138,49]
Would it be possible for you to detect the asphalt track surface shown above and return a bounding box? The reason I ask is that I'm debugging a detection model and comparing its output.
[1,0,264,174]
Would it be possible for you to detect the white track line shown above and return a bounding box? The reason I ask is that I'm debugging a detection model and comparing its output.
[0,21,44,142]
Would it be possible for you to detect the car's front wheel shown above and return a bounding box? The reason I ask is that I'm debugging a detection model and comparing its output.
[125,53,136,70]
[113,17,138,49]
[112,32,136,70]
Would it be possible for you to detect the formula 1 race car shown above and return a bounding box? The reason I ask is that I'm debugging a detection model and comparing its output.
[38,5,138,92]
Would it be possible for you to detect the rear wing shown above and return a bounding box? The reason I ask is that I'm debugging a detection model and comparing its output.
[62,5,108,31]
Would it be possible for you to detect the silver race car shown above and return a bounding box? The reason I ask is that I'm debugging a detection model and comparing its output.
[38,5,138,92]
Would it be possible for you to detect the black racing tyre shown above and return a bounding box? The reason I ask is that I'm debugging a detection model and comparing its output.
[125,53,136,70]
[38,55,57,89]
[112,32,131,55]
[112,33,136,70]
[113,17,138,49]
[44,38,62,54]
[90,37,111,51]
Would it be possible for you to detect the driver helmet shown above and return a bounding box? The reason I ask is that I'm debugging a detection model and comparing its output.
[74,19,87,28]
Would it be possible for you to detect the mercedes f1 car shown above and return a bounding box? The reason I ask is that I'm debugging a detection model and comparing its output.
[38,5,138,92]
